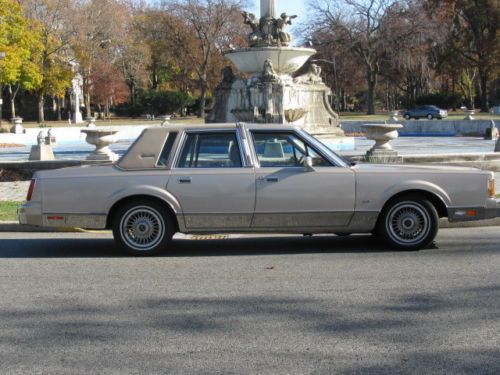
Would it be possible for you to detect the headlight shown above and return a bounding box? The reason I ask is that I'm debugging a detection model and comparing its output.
[488,178,496,198]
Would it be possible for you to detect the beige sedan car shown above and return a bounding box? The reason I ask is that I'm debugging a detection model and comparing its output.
[19,123,499,255]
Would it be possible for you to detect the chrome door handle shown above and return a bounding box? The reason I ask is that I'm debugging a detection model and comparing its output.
[178,177,192,184]
[266,177,279,183]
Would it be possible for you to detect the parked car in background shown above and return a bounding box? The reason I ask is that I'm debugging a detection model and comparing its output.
[19,123,498,255]
[403,105,448,120]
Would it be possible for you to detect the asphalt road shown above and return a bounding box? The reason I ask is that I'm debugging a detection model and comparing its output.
[0,228,499,375]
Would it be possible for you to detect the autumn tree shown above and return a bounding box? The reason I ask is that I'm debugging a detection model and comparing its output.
[20,0,74,122]
[430,0,499,111]
[0,0,42,121]
[170,0,246,118]
[309,0,400,114]
[71,0,132,117]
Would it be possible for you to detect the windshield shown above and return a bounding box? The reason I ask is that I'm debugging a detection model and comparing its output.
[298,129,350,168]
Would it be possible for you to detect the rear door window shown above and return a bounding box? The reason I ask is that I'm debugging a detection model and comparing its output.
[177,132,242,168]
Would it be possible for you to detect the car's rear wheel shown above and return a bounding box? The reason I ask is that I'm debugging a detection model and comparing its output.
[427,114,434,120]
[378,195,438,250]
[404,114,411,120]
[112,200,174,256]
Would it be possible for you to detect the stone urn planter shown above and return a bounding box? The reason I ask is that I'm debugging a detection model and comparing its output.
[81,129,119,161]
[362,123,403,163]
[388,111,399,122]
[159,115,171,126]
[464,110,475,120]
[86,116,97,128]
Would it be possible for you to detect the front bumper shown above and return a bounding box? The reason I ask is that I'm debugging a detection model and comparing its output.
[448,198,500,222]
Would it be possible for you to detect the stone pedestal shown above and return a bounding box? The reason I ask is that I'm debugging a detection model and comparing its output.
[10,117,24,134]
[29,144,55,161]
[81,129,119,161]
[29,131,55,161]
[208,63,343,136]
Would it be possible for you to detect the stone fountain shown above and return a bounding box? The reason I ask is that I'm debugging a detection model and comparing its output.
[208,0,344,137]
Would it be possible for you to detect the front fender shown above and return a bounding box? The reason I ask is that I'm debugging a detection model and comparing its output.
[378,180,452,209]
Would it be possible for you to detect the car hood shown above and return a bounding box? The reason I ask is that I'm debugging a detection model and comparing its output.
[352,163,490,176]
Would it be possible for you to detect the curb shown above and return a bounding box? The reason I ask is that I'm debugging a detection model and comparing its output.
[1,218,499,233]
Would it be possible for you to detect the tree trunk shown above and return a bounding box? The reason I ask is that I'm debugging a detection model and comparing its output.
[478,67,489,112]
[38,95,45,123]
[198,83,207,119]
[85,91,91,118]
[366,69,378,115]
[8,85,16,118]
[57,97,62,121]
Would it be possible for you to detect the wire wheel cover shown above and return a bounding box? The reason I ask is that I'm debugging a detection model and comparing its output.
[386,202,431,245]
[120,206,165,251]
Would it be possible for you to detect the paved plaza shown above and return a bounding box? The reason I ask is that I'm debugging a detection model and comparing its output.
[0,228,499,374]
[0,180,30,201]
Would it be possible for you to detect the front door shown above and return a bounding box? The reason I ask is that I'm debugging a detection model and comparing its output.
[168,130,255,230]
[250,131,356,230]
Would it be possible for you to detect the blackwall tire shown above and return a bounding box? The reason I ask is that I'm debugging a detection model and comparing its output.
[378,196,438,250]
[404,114,411,120]
[112,200,174,256]
[427,114,434,120]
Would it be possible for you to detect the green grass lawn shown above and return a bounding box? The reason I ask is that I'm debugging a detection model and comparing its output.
[17,116,205,129]
[7,112,498,128]
[0,201,21,222]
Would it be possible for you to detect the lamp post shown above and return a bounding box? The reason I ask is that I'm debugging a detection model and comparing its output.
[0,52,6,127]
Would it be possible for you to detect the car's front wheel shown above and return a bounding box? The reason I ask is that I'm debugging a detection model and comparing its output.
[378,196,438,250]
[112,200,174,256]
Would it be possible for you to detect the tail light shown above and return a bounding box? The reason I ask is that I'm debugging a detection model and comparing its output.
[488,178,496,198]
[26,179,36,201]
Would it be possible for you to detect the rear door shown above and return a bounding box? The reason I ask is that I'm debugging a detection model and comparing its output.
[167,130,255,230]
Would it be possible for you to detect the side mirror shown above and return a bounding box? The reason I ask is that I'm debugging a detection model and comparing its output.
[303,156,315,172]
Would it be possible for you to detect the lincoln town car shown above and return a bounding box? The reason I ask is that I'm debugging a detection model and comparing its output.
[19,123,499,255]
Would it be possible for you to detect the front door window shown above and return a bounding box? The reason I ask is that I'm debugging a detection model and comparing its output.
[252,132,332,167]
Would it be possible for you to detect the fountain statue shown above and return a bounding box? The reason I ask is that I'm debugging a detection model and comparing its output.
[208,0,344,137]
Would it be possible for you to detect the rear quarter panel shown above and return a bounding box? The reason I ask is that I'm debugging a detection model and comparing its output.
[40,166,172,214]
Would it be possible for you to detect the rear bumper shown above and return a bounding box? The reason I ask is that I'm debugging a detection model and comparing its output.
[18,202,43,226]
[448,199,500,222]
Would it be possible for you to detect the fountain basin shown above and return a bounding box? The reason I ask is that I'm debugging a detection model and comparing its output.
[225,47,316,75]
